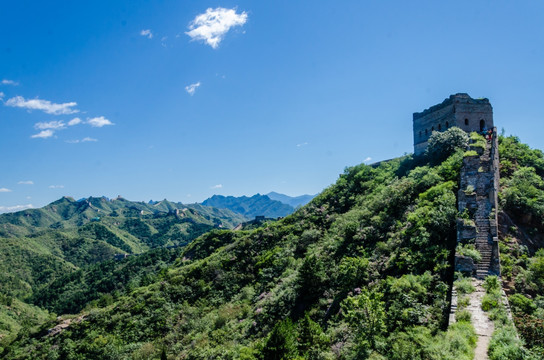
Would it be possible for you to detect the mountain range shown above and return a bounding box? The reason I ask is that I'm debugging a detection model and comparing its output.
[1,135,543,359]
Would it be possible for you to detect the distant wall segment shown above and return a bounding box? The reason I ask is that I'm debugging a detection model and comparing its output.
[413,93,494,155]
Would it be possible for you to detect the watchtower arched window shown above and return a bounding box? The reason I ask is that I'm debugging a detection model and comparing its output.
[419,131,422,138]
[465,119,469,126]
[431,126,434,131]
[480,119,486,132]
[446,121,449,128]
[425,129,428,136]
[438,124,442,131]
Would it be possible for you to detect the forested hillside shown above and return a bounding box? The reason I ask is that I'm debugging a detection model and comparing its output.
[1,133,543,359]
[494,136,544,358]
[2,129,469,359]
[0,197,245,348]
[202,194,295,219]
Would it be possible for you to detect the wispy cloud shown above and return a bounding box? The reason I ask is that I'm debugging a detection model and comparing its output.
[0,188,12,192]
[6,96,78,115]
[185,82,201,96]
[364,157,372,163]
[0,204,33,214]
[66,136,98,144]
[18,180,34,185]
[31,130,54,139]
[296,142,308,147]
[68,117,82,126]
[186,7,248,49]
[140,29,153,39]
[49,185,64,189]
[87,116,114,127]
[0,92,4,99]
[1,79,19,86]
[35,120,66,130]
[210,184,223,189]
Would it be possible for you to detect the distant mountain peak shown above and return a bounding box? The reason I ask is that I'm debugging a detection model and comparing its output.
[265,192,315,208]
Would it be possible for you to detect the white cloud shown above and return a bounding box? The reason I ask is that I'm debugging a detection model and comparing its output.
[31,130,54,139]
[68,117,82,126]
[0,92,4,99]
[364,157,372,163]
[18,180,34,185]
[185,82,201,96]
[49,185,64,189]
[0,204,33,214]
[35,120,66,130]
[87,116,114,127]
[66,137,97,143]
[186,7,248,49]
[211,184,223,189]
[0,188,12,192]
[296,142,308,147]
[6,96,78,115]
[1,79,19,86]
[140,29,153,39]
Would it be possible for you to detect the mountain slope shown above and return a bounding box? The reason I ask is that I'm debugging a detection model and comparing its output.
[266,191,315,208]
[3,133,543,359]
[2,145,471,359]
[201,194,294,219]
[0,197,246,300]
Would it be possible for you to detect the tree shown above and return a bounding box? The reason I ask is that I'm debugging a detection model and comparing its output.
[261,318,298,360]
[341,289,386,349]
[425,127,469,164]
[298,314,328,358]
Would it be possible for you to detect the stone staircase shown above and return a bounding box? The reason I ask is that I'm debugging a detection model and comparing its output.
[456,129,500,278]
[474,141,494,279]
[450,129,503,359]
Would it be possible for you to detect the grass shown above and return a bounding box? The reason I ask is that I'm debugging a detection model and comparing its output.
[464,150,479,157]
[455,275,476,295]
[457,243,482,263]
[480,275,539,360]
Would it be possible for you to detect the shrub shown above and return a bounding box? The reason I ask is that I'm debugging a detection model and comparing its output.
[455,309,472,323]
[509,294,536,315]
[457,296,470,310]
[456,244,482,263]
[425,127,469,164]
[454,277,475,295]
[482,292,501,311]
[483,276,501,293]
[488,325,524,360]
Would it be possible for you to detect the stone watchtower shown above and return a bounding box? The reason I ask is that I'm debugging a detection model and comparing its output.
[413,93,493,155]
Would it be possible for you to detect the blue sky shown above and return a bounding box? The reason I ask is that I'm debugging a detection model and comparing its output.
[1,0,543,212]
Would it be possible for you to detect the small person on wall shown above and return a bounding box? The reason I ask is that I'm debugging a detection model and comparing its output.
[487,129,493,142]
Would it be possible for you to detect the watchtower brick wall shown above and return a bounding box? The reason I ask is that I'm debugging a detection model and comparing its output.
[413,93,493,155]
